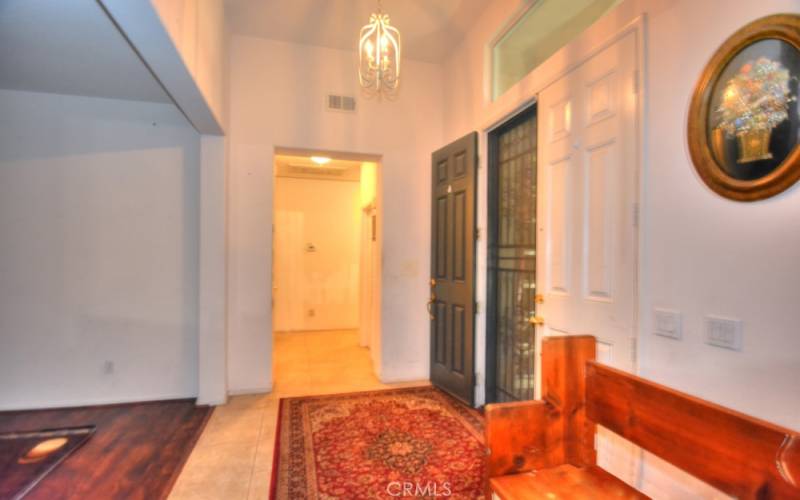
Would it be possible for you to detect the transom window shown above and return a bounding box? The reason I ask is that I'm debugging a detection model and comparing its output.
[491,0,621,100]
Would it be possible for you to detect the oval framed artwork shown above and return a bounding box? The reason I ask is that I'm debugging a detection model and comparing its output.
[688,14,800,201]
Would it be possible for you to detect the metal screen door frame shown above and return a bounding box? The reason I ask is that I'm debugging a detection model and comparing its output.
[485,103,539,404]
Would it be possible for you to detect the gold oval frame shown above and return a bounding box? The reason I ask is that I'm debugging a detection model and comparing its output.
[688,14,800,202]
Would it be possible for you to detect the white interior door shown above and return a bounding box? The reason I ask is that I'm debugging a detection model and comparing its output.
[537,32,639,372]
[536,31,641,485]
[273,210,304,332]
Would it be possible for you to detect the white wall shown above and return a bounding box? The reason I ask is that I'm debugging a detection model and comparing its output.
[151,0,227,126]
[442,0,800,496]
[273,176,361,332]
[0,89,201,410]
[227,36,443,393]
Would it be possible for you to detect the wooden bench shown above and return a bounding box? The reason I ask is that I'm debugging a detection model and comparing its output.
[485,336,800,499]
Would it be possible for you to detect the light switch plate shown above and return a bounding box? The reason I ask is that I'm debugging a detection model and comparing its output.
[705,316,743,351]
[654,308,682,340]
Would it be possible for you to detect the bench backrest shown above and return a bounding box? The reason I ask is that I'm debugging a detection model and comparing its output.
[585,361,800,499]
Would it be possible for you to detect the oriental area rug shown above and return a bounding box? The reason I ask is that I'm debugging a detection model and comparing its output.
[269,386,485,499]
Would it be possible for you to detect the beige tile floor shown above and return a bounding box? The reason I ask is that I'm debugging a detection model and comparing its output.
[169,329,428,500]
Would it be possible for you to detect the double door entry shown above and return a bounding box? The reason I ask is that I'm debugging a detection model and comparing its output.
[487,33,639,403]
[428,32,639,407]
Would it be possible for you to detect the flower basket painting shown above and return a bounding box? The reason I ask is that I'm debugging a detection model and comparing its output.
[688,15,800,202]
[715,57,795,163]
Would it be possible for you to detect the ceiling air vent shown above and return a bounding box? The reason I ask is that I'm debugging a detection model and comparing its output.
[326,94,356,112]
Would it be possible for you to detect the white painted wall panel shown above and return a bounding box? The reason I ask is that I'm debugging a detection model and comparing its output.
[0,90,200,409]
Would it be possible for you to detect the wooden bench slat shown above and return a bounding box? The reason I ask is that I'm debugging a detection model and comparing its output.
[490,464,650,500]
[586,361,800,498]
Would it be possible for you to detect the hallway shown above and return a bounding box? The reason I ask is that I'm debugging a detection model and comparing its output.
[272,330,384,396]
[170,330,427,500]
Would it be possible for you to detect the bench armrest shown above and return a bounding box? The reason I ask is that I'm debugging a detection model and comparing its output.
[485,400,557,478]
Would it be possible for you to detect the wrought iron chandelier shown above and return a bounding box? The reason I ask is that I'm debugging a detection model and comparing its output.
[358,0,401,97]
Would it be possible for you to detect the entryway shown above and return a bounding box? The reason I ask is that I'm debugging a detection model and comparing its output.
[271,148,383,394]
[481,29,642,485]
[431,33,640,414]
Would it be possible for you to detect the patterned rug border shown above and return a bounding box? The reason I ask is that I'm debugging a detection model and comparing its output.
[268,385,484,500]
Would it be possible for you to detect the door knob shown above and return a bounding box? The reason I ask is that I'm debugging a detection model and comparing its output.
[528,316,545,326]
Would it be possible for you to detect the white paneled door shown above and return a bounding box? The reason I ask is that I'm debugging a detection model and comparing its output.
[537,32,639,373]
[536,31,641,485]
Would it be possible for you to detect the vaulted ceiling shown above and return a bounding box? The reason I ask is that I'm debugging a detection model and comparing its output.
[224,0,491,63]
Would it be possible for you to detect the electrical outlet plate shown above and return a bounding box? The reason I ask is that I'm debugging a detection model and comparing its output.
[653,308,682,340]
[705,316,743,351]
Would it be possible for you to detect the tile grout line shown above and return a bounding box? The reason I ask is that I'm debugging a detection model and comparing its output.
[244,403,266,499]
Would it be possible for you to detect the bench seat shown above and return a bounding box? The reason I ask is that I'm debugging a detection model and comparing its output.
[490,464,649,500]
[485,336,800,499]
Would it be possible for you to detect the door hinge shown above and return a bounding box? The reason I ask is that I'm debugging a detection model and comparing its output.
[632,202,640,228]
[475,227,481,241]
[474,301,480,314]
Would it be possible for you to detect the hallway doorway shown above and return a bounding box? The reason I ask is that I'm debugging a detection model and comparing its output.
[271,149,382,391]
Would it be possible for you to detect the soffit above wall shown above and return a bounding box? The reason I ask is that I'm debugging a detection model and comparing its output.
[0,0,171,103]
[224,0,491,64]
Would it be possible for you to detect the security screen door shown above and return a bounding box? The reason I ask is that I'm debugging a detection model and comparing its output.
[486,106,539,404]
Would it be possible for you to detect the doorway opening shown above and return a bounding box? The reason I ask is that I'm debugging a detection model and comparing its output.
[485,104,538,404]
[271,148,382,395]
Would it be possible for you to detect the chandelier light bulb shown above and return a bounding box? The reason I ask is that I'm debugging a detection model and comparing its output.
[358,1,401,98]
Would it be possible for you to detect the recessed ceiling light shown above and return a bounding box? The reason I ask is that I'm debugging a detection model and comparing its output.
[311,156,332,165]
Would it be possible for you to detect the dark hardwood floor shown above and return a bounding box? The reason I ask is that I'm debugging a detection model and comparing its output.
[0,399,211,500]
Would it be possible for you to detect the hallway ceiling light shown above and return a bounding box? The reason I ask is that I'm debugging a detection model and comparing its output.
[311,156,332,165]
[358,0,401,98]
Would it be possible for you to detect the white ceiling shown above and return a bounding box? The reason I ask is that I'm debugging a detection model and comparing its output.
[224,0,491,63]
[0,0,170,103]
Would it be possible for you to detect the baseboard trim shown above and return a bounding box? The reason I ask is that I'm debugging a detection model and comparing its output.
[378,358,429,383]
[0,394,198,412]
[196,395,228,406]
[227,385,273,396]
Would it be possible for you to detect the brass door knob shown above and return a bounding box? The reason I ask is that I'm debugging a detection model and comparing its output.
[528,316,545,326]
